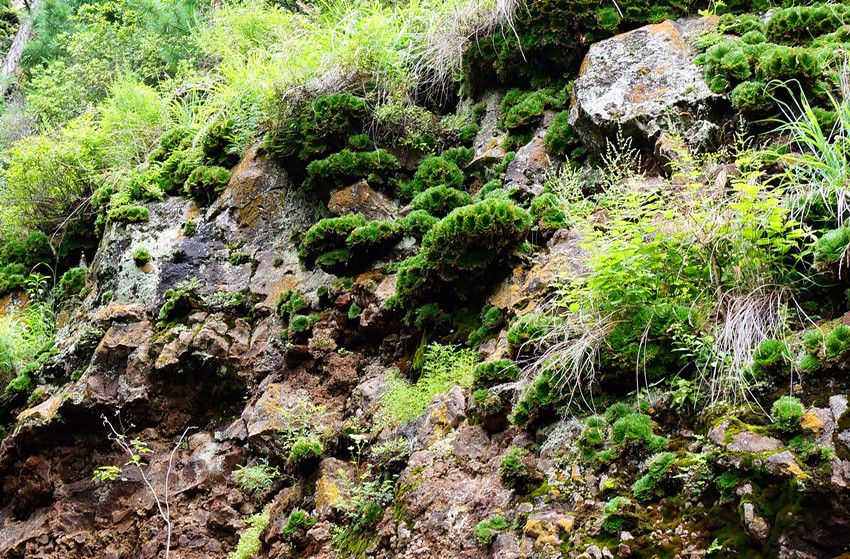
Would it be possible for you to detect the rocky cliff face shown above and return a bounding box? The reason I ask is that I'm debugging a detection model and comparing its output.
[2,15,850,559]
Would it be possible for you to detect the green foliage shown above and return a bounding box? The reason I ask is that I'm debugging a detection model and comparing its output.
[184,166,232,205]
[601,496,631,534]
[411,186,472,217]
[331,468,396,556]
[472,359,521,388]
[464,0,691,90]
[510,370,556,427]
[500,88,565,131]
[269,93,367,160]
[473,514,509,545]
[300,214,366,265]
[232,459,279,495]
[825,325,850,361]
[814,227,850,264]
[157,277,202,323]
[1,116,107,233]
[229,506,271,559]
[730,81,772,111]
[132,247,150,266]
[799,353,821,374]
[283,509,317,536]
[398,210,439,239]
[751,339,790,377]
[543,111,579,155]
[202,291,246,312]
[278,399,330,467]
[401,154,466,199]
[632,452,676,501]
[580,415,608,447]
[303,149,400,190]
[55,267,87,300]
[771,395,805,431]
[394,199,530,308]
[714,470,741,504]
[499,446,532,489]
[604,402,632,423]
[530,193,567,229]
[611,412,667,450]
[0,295,55,394]
[507,313,551,352]
[277,289,308,322]
[375,343,476,428]
[348,303,362,320]
[346,220,402,252]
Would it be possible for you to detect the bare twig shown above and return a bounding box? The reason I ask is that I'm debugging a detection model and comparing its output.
[101,414,195,559]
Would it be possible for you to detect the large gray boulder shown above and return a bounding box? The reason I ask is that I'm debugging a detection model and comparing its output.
[570,18,723,157]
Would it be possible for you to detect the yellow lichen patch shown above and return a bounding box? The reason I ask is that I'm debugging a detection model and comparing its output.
[801,411,824,434]
[315,474,346,516]
[523,519,559,550]
[556,516,575,533]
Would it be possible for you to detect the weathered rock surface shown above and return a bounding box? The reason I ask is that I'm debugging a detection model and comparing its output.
[570,18,723,156]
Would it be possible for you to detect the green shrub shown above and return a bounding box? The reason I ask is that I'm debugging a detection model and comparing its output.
[751,339,790,376]
[825,325,850,361]
[346,220,403,252]
[106,204,150,224]
[411,186,472,217]
[277,289,308,320]
[499,446,532,489]
[300,214,366,264]
[500,88,565,131]
[55,267,87,300]
[199,118,240,168]
[421,198,531,281]
[232,460,280,495]
[400,154,466,199]
[771,395,805,431]
[394,199,531,307]
[157,277,203,323]
[472,359,521,388]
[510,371,556,427]
[814,227,850,263]
[611,412,666,450]
[132,247,150,266]
[398,210,439,239]
[632,452,676,501]
[184,165,232,204]
[269,93,367,160]
[544,111,577,157]
[473,514,509,545]
[0,231,53,271]
[802,329,824,353]
[348,303,362,319]
[730,81,771,111]
[279,399,330,467]
[530,192,567,229]
[303,149,400,190]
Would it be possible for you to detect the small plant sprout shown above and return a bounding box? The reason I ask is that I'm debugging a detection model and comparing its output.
[96,414,195,559]
[232,459,280,495]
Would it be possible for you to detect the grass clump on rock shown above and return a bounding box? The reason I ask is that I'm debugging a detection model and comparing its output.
[772,395,805,431]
